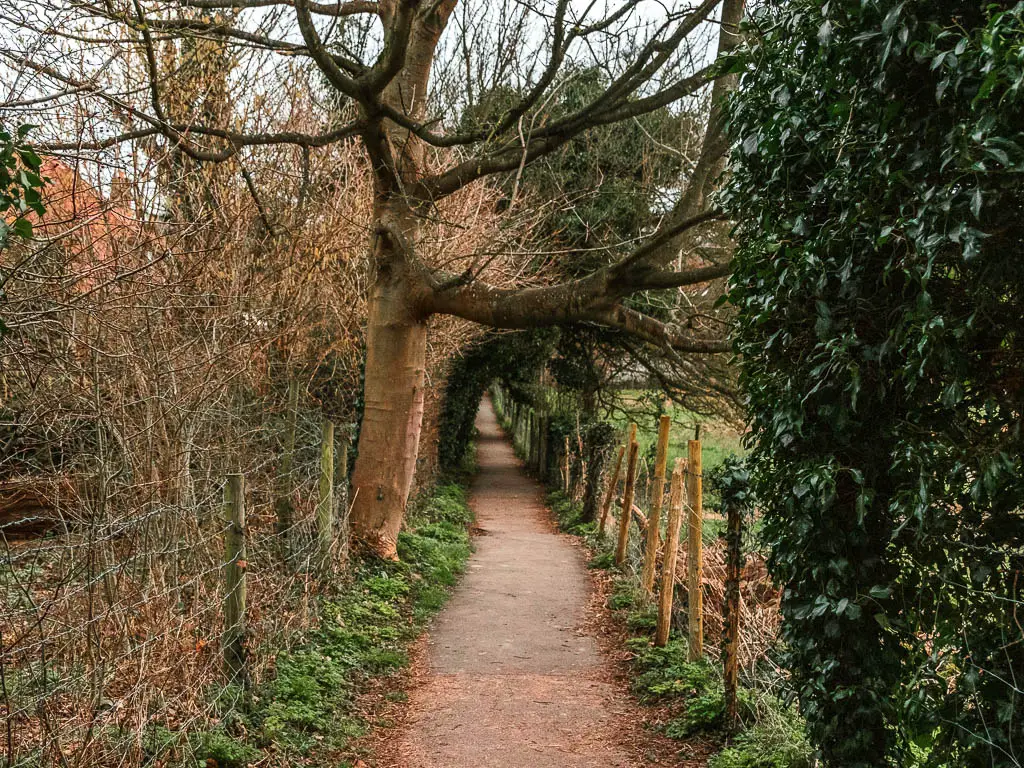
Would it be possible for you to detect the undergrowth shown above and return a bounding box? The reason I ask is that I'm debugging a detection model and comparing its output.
[139,480,474,767]
[546,489,812,768]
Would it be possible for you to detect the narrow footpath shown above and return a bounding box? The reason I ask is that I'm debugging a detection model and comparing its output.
[372,397,684,767]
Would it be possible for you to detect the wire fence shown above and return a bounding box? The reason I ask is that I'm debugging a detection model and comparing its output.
[0,161,365,768]
[491,384,781,665]
[494,382,1024,765]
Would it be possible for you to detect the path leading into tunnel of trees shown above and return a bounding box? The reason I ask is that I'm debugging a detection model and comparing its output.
[367,397,697,768]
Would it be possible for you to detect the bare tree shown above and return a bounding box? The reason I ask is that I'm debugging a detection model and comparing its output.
[2,0,743,558]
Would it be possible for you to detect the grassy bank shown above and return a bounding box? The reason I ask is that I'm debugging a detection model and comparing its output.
[547,491,812,768]
[138,479,475,768]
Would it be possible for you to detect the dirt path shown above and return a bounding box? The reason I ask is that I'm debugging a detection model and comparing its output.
[370,397,687,767]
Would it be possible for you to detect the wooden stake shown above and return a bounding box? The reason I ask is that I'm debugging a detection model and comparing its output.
[528,409,535,467]
[641,415,672,595]
[563,435,571,493]
[538,412,549,480]
[223,473,247,683]
[338,425,351,551]
[530,409,539,471]
[686,439,704,660]
[615,440,640,566]
[524,407,531,457]
[598,445,626,537]
[275,379,299,558]
[723,490,743,731]
[317,419,335,573]
[656,459,686,647]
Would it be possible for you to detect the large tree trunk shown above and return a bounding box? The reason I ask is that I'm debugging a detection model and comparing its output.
[346,2,455,559]
[349,232,428,559]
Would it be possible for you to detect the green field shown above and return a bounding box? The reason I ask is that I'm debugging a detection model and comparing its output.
[600,390,744,476]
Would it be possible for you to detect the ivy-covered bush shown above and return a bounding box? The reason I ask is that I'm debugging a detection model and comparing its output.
[724,2,1024,765]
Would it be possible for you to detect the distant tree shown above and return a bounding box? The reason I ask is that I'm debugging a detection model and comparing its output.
[725,2,1024,765]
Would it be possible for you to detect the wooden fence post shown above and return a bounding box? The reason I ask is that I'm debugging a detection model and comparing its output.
[338,425,351,548]
[317,419,335,573]
[641,415,672,595]
[538,412,549,480]
[598,445,626,537]
[615,440,640,566]
[521,407,528,457]
[563,435,571,493]
[275,379,299,557]
[525,408,532,465]
[532,411,540,473]
[686,439,704,660]
[521,406,528,453]
[656,458,686,647]
[723,491,744,731]
[223,473,247,683]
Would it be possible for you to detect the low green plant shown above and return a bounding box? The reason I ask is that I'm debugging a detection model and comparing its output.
[191,728,262,768]
[607,578,641,611]
[625,603,657,632]
[140,723,262,768]
[140,476,474,764]
[710,705,813,768]
[546,490,594,535]
[140,724,182,761]
[630,639,720,703]
[588,550,615,570]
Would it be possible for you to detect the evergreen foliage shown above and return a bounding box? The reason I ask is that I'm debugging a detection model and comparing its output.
[725,2,1024,764]
[0,124,46,337]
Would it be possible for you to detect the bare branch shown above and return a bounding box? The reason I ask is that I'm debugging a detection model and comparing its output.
[179,0,379,16]
[590,305,731,354]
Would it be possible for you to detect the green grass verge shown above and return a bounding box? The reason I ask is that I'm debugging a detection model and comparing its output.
[136,481,474,768]
[546,489,812,768]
